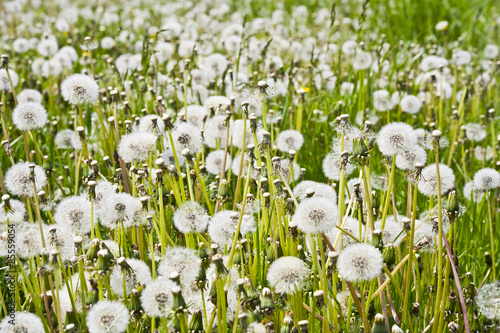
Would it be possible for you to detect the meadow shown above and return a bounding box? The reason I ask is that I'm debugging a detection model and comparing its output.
[0,0,499,332]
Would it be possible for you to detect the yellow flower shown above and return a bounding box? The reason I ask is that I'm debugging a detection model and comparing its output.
[299,86,310,92]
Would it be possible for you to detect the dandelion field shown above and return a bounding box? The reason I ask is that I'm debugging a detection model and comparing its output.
[0,0,499,332]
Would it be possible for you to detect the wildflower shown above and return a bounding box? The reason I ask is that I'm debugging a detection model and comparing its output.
[475,281,500,320]
[322,151,356,180]
[5,162,47,197]
[170,122,203,153]
[205,150,232,175]
[374,215,405,246]
[158,247,200,286]
[267,256,308,294]
[400,95,422,114]
[352,51,372,70]
[115,54,140,75]
[37,38,58,56]
[161,147,185,167]
[93,179,116,208]
[484,44,499,59]
[185,105,209,128]
[98,192,142,229]
[372,90,392,112]
[452,50,471,66]
[293,180,337,203]
[12,38,30,53]
[464,123,486,142]
[435,20,449,31]
[110,258,152,297]
[0,68,18,91]
[395,145,427,170]
[136,114,165,134]
[463,181,485,203]
[208,210,256,246]
[337,243,383,282]
[55,129,82,149]
[418,163,456,197]
[118,131,157,163]
[61,74,99,105]
[54,195,92,235]
[376,122,418,156]
[276,130,304,152]
[86,300,130,333]
[12,102,48,131]
[173,201,210,233]
[420,55,448,72]
[140,278,177,317]
[292,197,338,234]
[203,96,231,112]
[202,53,228,79]
[15,224,43,259]
[0,311,44,332]
[340,82,355,95]
[0,199,26,225]
[473,168,500,190]
[341,40,357,55]
[231,119,263,149]
[325,217,364,247]
[101,36,116,49]
[44,223,75,261]
[279,159,301,183]
[474,146,494,161]
[17,89,43,104]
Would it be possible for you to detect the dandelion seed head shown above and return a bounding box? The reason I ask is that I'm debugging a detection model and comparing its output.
[337,243,383,282]
[276,130,304,152]
[372,90,392,112]
[231,119,263,149]
[37,38,58,56]
[118,131,157,163]
[484,44,499,59]
[463,181,485,203]
[452,50,471,66]
[464,123,487,142]
[376,122,418,156]
[161,147,185,167]
[54,195,92,235]
[476,281,500,320]
[205,150,232,175]
[173,201,209,233]
[55,129,82,149]
[293,197,338,234]
[110,258,152,297]
[0,68,19,91]
[12,102,48,131]
[473,168,500,191]
[322,151,356,180]
[202,53,228,78]
[61,74,99,105]
[158,247,199,286]
[279,159,300,183]
[395,145,427,170]
[171,122,203,153]
[400,95,423,114]
[5,162,47,197]
[86,300,130,333]
[17,89,43,104]
[0,311,44,332]
[98,193,141,230]
[352,51,372,70]
[325,217,363,248]
[418,163,455,197]
[185,105,209,128]
[140,279,177,317]
[267,256,308,294]
[374,216,404,246]
[293,181,337,203]
[341,40,357,55]
[136,114,165,134]
[0,199,26,225]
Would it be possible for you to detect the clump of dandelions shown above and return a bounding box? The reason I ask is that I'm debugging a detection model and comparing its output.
[376,122,417,156]
[267,256,308,294]
[61,73,99,105]
[110,258,152,297]
[276,129,304,152]
[292,197,338,234]
[418,163,456,197]
[337,243,383,282]
[0,311,44,332]
[475,281,500,320]
[173,201,210,233]
[5,162,47,197]
[140,278,177,317]
[12,102,48,131]
[86,300,130,333]
[473,168,500,191]
[118,131,157,163]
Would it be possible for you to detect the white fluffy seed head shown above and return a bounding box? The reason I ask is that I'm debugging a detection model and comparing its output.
[170,122,203,153]
[54,195,93,235]
[400,95,422,114]
[276,130,304,152]
[86,300,130,333]
[136,114,165,134]
[293,180,337,203]
[464,123,487,142]
[12,102,48,131]
[5,162,47,197]
[110,259,152,297]
[352,51,372,70]
[292,197,338,234]
[118,131,157,163]
[17,89,43,104]
[98,192,142,230]
[473,168,500,190]
[475,281,500,320]
[374,216,404,247]
[322,151,355,180]
[0,199,26,225]
[140,279,177,317]
[463,181,485,203]
[0,311,44,332]
[208,210,255,246]
[61,74,99,105]
[205,150,232,175]
[0,68,19,91]
[376,122,418,156]
[337,243,383,282]
[55,129,82,149]
[395,145,427,171]
[203,115,229,148]
[325,217,363,248]
[157,247,199,286]
[173,201,209,233]
[372,90,392,112]
[267,256,308,294]
[418,163,456,197]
